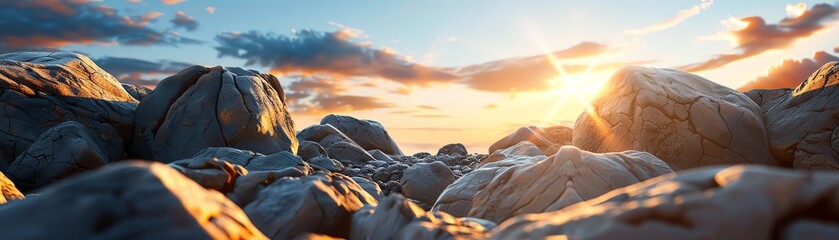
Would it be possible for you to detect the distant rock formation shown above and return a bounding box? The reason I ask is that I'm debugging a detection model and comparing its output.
[130,65,298,162]
[745,62,839,170]
[0,52,136,169]
[574,66,777,170]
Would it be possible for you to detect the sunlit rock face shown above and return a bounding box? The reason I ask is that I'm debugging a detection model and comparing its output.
[491,165,839,239]
[0,171,24,204]
[488,126,573,156]
[745,62,839,170]
[0,52,136,169]
[351,194,491,240]
[321,114,403,155]
[130,65,297,163]
[433,144,672,223]
[574,66,777,170]
[0,161,267,239]
[6,121,109,192]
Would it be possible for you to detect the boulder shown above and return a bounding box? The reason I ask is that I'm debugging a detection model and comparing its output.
[0,172,23,204]
[0,52,136,169]
[434,146,673,223]
[744,62,839,170]
[573,66,777,170]
[489,126,555,154]
[492,165,839,239]
[367,149,395,163]
[351,194,490,240]
[6,121,109,192]
[298,140,328,161]
[130,65,297,162]
[121,83,152,101]
[320,114,403,155]
[298,124,376,165]
[352,176,383,200]
[0,161,266,239]
[191,147,310,173]
[400,161,456,206]
[438,143,468,156]
[242,172,376,239]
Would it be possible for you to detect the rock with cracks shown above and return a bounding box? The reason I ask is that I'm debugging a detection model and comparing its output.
[573,66,776,170]
[491,165,839,239]
[434,145,673,223]
[242,172,376,239]
[6,121,109,192]
[745,62,839,170]
[0,52,136,169]
[130,65,297,162]
[0,161,267,239]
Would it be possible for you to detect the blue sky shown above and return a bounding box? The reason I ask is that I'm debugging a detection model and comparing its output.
[3,0,839,153]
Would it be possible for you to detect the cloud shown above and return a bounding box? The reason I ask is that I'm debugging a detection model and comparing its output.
[411,114,450,118]
[92,56,193,86]
[834,45,839,53]
[0,0,199,52]
[456,41,616,92]
[484,104,499,109]
[161,0,186,5]
[214,30,460,86]
[292,94,394,115]
[416,105,439,110]
[626,0,714,35]
[456,41,654,93]
[282,75,395,114]
[678,3,839,72]
[738,51,839,91]
[206,6,215,14]
[171,11,198,31]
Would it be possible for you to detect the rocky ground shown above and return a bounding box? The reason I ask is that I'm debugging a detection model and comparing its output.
[0,51,838,239]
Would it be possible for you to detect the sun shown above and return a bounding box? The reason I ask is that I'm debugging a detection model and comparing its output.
[539,50,610,124]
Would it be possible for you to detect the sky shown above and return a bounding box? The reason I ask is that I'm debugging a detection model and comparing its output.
[2,0,838,154]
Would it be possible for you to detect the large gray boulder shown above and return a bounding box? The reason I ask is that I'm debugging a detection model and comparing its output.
[0,172,23,204]
[6,121,109,192]
[130,65,297,162]
[573,66,777,170]
[492,165,839,239]
[320,114,403,155]
[400,161,456,206]
[242,172,377,239]
[0,52,136,169]
[351,194,491,240]
[434,145,673,223]
[744,62,839,170]
[0,161,267,239]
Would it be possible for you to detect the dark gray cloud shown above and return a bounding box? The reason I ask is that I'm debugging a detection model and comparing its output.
[171,11,199,31]
[93,56,194,86]
[678,3,838,72]
[214,30,460,85]
[0,0,200,53]
[738,51,839,91]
